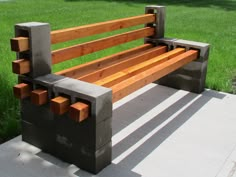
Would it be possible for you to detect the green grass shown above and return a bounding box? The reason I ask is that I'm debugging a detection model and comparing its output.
[0,0,236,141]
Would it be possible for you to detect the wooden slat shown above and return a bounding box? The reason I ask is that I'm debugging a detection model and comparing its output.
[95,48,185,87]
[51,14,155,44]
[31,89,48,105]
[10,37,29,52]
[55,43,153,78]
[51,96,70,115]
[78,45,167,83]
[112,50,199,102]
[12,59,30,74]
[13,83,31,99]
[51,27,154,64]
[69,102,89,122]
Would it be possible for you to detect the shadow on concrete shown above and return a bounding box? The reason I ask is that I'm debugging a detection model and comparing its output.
[1,84,227,177]
[65,0,236,11]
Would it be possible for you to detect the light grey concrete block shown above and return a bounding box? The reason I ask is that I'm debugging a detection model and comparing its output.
[15,22,51,78]
[173,39,210,62]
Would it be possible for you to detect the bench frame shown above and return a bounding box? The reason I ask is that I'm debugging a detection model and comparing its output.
[11,5,209,174]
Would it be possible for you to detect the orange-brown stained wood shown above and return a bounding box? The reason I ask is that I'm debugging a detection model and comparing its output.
[69,102,89,122]
[10,37,29,52]
[112,50,199,103]
[51,27,155,64]
[55,43,153,78]
[51,96,70,115]
[51,14,155,44]
[12,59,30,74]
[31,89,48,106]
[78,46,167,83]
[95,48,185,87]
[13,83,31,99]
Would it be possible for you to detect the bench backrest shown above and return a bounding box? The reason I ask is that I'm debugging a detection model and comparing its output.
[11,6,165,78]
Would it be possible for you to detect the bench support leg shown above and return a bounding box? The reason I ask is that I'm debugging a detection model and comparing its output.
[52,78,113,174]
[156,38,210,93]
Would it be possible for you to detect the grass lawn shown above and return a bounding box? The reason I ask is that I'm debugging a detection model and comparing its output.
[0,0,236,142]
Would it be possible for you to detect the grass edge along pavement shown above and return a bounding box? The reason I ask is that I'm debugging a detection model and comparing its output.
[0,0,236,143]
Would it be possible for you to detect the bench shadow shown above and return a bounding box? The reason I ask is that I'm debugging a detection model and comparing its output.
[5,84,227,177]
[65,0,236,11]
[76,84,226,176]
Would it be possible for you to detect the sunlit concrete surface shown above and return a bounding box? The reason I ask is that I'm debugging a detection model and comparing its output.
[1,83,236,177]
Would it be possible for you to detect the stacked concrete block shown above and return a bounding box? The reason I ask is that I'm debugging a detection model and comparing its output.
[145,5,165,39]
[156,38,210,93]
[13,22,113,174]
[19,74,67,152]
[14,22,51,78]
[52,78,112,173]
[145,6,210,93]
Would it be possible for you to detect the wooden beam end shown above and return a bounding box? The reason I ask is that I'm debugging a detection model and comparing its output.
[31,89,48,105]
[51,96,70,115]
[13,83,31,99]
[69,102,89,122]
[10,37,29,52]
[12,59,30,74]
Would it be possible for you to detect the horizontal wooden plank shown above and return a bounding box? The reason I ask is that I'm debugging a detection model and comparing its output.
[13,83,31,99]
[31,89,48,105]
[69,102,89,122]
[78,45,167,83]
[55,43,153,78]
[12,59,30,74]
[112,50,199,102]
[51,27,155,64]
[95,48,185,87]
[10,37,29,52]
[51,14,155,44]
[51,96,70,115]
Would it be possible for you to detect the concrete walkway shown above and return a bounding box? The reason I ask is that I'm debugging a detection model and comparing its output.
[0,84,236,177]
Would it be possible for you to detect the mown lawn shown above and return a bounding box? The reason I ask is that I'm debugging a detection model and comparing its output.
[0,0,235,142]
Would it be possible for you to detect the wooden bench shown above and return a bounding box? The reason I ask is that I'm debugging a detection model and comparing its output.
[11,5,209,174]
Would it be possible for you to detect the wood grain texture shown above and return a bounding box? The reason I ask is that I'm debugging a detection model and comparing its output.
[13,83,31,99]
[112,50,199,102]
[95,48,185,87]
[69,102,89,122]
[51,96,70,115]
[10,37,29,52]
[55,43,153,78]
[78,46,167,83]
[12,59,30,74]
[51,14,155,44]
[31,89,48,105]
[51,27,154,64]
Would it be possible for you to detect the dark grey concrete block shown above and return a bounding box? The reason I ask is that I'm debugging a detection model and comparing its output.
[54,115,111,151]
[53,78,112,124]
[20,74,68,154]
[15,22,51,78]
[51,78,112,174]
[145,5,165,39]
[71,142,112,174]
[156,39,210,93]
[157,74,206,93]
[21,120,55,153]
[34,74,68,98]
[21,98,54,128]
